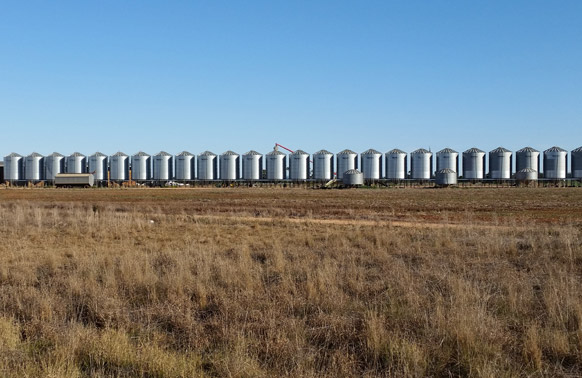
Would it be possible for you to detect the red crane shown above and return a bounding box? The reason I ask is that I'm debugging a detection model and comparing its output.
[274,143,294,153]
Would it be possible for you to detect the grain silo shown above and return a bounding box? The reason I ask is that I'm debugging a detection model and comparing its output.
[219,151,240,180]
[153,151,173,181]
[44,152,65,181]
[312,150,334,181]
[89,152,108,181]
[410,149,433,180]
[435,168,457,186]
[342,169,364,186]
[488,147,512,179]
[25,152,44,181]
[242,150,263,180]
[289,150,310,181]
[543,146,567,179]
[516,147,540,172]
[436,148,458,173]
[385,149,407,180]
[197,151,217,180]
[110,152,129,181]
[515,168,538,182]
[336,149,358,179]
[360,149,383,180]
[131,151,152,181]
[266,150,286,180]
[4,153,24,182]
[462,148,486,180]
[66,152,87,174]
[572,147,582,179]
[175,151,195,181]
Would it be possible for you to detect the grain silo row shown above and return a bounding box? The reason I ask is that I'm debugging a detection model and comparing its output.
[3,146,582,182]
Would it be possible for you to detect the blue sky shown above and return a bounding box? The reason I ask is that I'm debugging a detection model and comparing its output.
[1,1,581,158]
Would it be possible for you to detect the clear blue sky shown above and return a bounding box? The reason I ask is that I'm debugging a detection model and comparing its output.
[1,1,581,159]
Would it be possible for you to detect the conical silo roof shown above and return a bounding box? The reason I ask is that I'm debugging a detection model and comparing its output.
[199,150,216,156]
[544,146,566,153]
[437,148,457,154]
[464,147,485,154]
[361,148,381,155]
[243,150,262,156]
[47,152,64,157]
[313,149,333,155]
[155,151,172,157]
[516,147,539,153]
[386,149,406,155]
[571,146,582,153]
[337,149,357,155]
[7,152,23,158]
[91,151,107,157]
[411,148,431,154]
[133,151,150,157]
[27,152,43,158]
[112,151,128,157]
[220,150,239,156]
[176,151,194,156]
[266,150,285,156]
[490,147,511,153]
[69,152,85,157]
[436,168,456,174]
[290,149,309,155]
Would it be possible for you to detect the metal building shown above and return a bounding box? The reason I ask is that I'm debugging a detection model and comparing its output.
[462,148,486,180]
[360,149,383,180]
[197,151,217,180]
[516,147,540,173]
[44,152,65,181]
[410,148,433,180]
[436,148,458,173]
[242,150,263,180]
[110,152,129,181]
[4,153,24,182]
[343,169,364,186]
[25,152,44,181]
[385,149,407,180]
[66,152,87,174]
[89,152,108,181]
[543,146,567,179]
[435,168,457,186]
[175,151,195,181]
[336,149,358,179]
[313,150,334,181]
[516,168,538,182]
[153,151,173,181]
[219,151,240,180]
[131,151,152,181]
[289,150,310,181]
[489,147,512,179]
[266,150,286,180]
[572,147,582,179]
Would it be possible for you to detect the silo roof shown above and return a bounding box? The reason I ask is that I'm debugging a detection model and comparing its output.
[313,149,333,155]
[176,151,194,156]
[386,149,407,155]
[437,148,458,154]
[517,168,537,173]
[411,148,431,154]
[155,151,172,156]
[572,146,582,153]
[6,152,23,158]
[361,148,382,155]
[266,150,285,156]
[337,149,357,155]
[544,146,567,153]
[490,147,511,153]
[290,149,309,155]
[344,169,362,174]
[464,147,485,154]
[516,147,539,153]
[91,151,107,157]
[27,152,43,158]
[48,152,64,157]
[221,150,239,156]
[133,151,150,157]
[436,168,456,174]
[199,151,216,156]
[243,150,262,156]
[112,151,128,157]
[69,152,85,157]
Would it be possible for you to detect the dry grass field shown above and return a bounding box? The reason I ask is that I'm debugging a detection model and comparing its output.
[1,187,581,377]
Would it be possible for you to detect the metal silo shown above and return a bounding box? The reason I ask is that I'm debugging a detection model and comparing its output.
[110,152,129,181]
[242,150,263,180]
[313,150,334,181]
[336,149,358,179]
[25,152,44,181]
[131,151,152,181]
[175,151,195,181]
[44,152,65,181]
[219,151,240,180]
[4,153,24,182]
[436,148,458,173]
[153,151,173,181]
[360,149,383,180]
[435,168,457,186]
[410,148,433,180]
[543,146,567,179]
[462,148,486,180]
[385,149,407,180]
[197,151,217,180]
[343,169,364,186]
[66,152,87,174]
[516,147,540,172]
[266,150,286,180]
[572,147,582,179]
[289,150,310,181]
[89,152,108,181]
[489,147,512,179]
[516,168,538,182]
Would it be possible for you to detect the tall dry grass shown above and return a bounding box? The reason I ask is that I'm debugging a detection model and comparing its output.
[0,194,581,377]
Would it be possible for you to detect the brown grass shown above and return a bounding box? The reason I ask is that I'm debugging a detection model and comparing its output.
[0,187,581,377]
